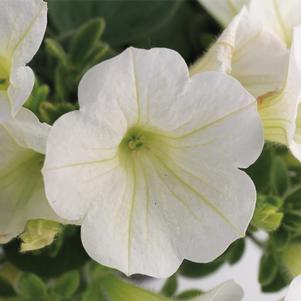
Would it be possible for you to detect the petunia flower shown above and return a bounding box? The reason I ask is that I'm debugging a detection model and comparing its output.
[248,0,301,47]
[190,8,289,98]
[0,108,61,243]
[43,47,263,277]
[0,0,47,122]
[197,0,248,27]
[198,0,301,46]
[285,275,301,301]
[259,26,301,158]
[191,11,301,160]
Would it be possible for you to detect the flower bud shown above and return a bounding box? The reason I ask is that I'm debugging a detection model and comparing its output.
[20,219,62,252]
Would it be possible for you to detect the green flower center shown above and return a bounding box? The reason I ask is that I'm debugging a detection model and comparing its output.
[0,58,10,91]
[120,127,149,153]
[127,134,145,150]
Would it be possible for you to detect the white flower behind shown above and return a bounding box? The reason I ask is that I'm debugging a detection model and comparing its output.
[192,280,243,301]
[285,275,301,301]
[259,26,301,155]
[190,8,289,98]
[197,0,248,27]
[43,47,263,277]
[191,10,301,160]
[248,0,301,47]
[0,0,47,121]
[0,108,61,243]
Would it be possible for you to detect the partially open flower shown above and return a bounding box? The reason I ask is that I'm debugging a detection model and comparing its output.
[197,0,248,27]
[43,47,263,277]
[190,8,289,98]
[198,0,301,46]
[248,0,301,47]
[0,108,61,243]
[0,0,47,121]
[191,11,301,160]
[259,26,301,158]
[192,280,243,301]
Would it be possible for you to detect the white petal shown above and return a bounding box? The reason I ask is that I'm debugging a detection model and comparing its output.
[0,109,60,243]
[4,108,50,153]
[0,0,47,66]
[249,0,301,46]
[8,66,34,117]
[191,8,289,98]
[197,0,248,26]
[289,26,301,160]
[78,47,189,129]
[285,276,301,301]
[193,280,243,301]
[0,92,11,122]
[43,110,124,221]
[0,0,47,119]
[259,25,301,148]
[171,71,263,168]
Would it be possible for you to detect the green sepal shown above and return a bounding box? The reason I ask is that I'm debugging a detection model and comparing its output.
[18,273,46,299]
[70,18,105,65]
[0,276,16,297]
[45,39,69,68]
[53,270,80,298]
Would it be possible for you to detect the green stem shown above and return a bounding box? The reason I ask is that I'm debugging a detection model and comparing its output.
[247,231,266,249]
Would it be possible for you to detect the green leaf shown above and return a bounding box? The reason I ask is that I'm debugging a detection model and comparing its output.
[48,0,181,46]
[0,276,16,297]
[81,286,106,301]
[70,18,105,65]
[179,257,225,278]
[176,289,203,300]
[45,39,69,67]
[18,273,46,299]
[270,227,290,251]
[53,271,79,298]
[226,239,245,265]
[160,274,177,297]
[261,271,289,293]
[24,82,49,115]
[39,101,78,125]
[258,254,278,287]
[54,66,71,102]
[247,145,273,193]
[271,156,289,196]
[81,41,110,68]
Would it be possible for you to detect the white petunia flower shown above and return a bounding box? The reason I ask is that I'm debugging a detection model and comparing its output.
[259,26,301,155]
[0,108,61,243]
[197,0,248,27]
[248,0,301,47]
[191,11,301,160]
[192,280,243,301]
[43,47,263,277]
[285,275,301,301]
[0,0,47,122]
[190,8,289,98]
[198,0,301,45]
